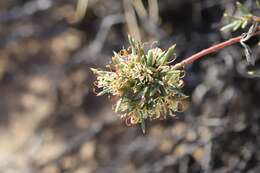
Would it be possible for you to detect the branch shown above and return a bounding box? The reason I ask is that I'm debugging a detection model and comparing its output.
[173,27,260,70]
[252,16,260,23]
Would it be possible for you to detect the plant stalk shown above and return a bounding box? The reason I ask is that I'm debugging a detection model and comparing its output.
[173,28,260,70]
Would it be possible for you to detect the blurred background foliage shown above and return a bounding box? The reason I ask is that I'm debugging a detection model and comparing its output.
[0,0,259,173]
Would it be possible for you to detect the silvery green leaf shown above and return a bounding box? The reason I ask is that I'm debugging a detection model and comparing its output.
[128,35,137,54]
[97,88,112,96]
[160,44,176,65]
[233,20,242,31]
[146,50,154,66]
[221,21,238,31]
[156,51,166,66]
[241,20,248,28]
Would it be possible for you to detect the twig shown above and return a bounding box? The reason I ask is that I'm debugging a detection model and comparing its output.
[148,0,159,25]
[252,16,260,23]
[173,28,260,70]
[124,0,141,42]
[73,14,125,64]
[87,14,125,55]
[72,0,89,23]
[132,0,165,37]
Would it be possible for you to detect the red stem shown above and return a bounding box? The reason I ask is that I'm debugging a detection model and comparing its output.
[173,28,260,69]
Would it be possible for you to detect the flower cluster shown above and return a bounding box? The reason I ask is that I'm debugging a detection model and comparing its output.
[91,36,187,133]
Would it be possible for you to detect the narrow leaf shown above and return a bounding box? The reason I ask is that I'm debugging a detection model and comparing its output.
[146,50,154,66]
[115,98,123,112]
[221,21,238,31]
[160,44,176,65]
[97,88,111,96]
[128,35,137,54]
[233,20,242,31]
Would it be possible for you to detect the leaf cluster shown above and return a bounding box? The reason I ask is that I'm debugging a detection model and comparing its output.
[221,1,258,31]
[91,36,187,133]
[222,1,260,78]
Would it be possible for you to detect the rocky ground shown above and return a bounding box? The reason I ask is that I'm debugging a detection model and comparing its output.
[0,0,259,173]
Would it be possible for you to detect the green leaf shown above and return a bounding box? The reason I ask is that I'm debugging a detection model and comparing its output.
[149,85,159,97]
[141,55,146,64]
[241,20,248,28]
[233,20,242,31]
[90,68,98,74]
[146,50,154,66]
[221,2,254,32]
[128,35,137,55]
[159,44,176,65]
[221,21,238,31]
[156,51,166,66]
[97,88,111,96]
